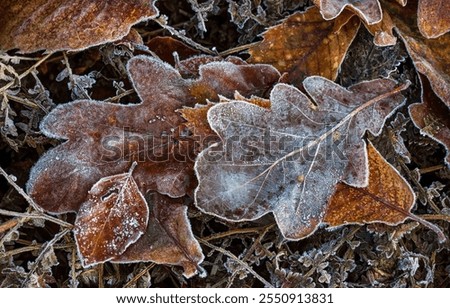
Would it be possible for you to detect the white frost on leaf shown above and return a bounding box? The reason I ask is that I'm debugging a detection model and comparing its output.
[74,163,149,266]
[195,76,407,240]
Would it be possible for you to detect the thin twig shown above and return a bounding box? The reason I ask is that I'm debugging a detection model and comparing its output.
[197,237,274,287]
[22,228,71,287]
[5,93,39,109]
[0,243,74,259]
[0,208,72,229]
[398,160,441,213]
[0,219,19,234]
[105,89,135,103]
[0,166,42,213]
[419,165,445,174]
[154,16,214,55]
[419,214,450,223]
[225,223,275,288]
[123,263,156,288]
[0,53,53,94]
[98,264,105,288]
[219,42,259,57]
[201,223,276,242]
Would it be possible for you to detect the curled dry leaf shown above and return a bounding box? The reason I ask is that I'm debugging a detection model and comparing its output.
[325,142,415,226]
[314,0,382,25]
[74,163,148,265]
[365,7,397,46]
[409,75,450,164]
[195,77,408,240]
[386,1,450,107]
[114,193,204,278]
[0,0,159,53]
[249,6,360,86]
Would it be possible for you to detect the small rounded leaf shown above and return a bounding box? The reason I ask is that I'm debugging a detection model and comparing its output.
[74,166,149,266]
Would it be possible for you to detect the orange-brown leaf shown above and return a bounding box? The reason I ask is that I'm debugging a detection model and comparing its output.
[0,0,158,53]
[113,193,204,278]
[248,6,359,86]
[365,7,397,46]
[74,166,149,265]
[325,142,414,226]
[417,0,450,38]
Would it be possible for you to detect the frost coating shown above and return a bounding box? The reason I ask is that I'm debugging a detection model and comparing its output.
[26,55,280,213]
[317,0,383,25]
[195,77,407,240]
[74,167,149,266]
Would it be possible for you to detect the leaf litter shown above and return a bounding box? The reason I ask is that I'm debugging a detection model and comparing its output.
[0,0,449,287]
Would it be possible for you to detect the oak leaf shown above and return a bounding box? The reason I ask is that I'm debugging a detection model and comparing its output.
[326,140,446,242]
[248,6,360,86]
[195,77,408,240]
[74,163,149,265]
[0,0,159,53]
[325,142,415,226]
[315,0,450,44]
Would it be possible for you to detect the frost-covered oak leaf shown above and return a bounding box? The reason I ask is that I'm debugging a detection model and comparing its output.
[0,0,159,53]
[26,55,280,214]
[74,163,148,265]
[195,77,408,240]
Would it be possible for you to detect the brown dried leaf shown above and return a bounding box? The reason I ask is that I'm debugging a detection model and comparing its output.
[26,56,279,213]
[0,0,159,53]
[365,7,397,46]
[314,0,382,25]
[195,77,407,240]
[417,0,450,38]
[249,7,359,86]
[325,142,415,226]
[26,56,278,276]
[409,75,450,164]
[74,164,148,265]
[386,1,450,107]
[180,102,218,143]
[114,193,204,278]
